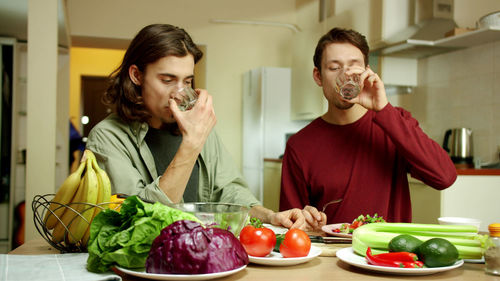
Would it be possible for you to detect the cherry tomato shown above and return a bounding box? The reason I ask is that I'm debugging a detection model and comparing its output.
[351,220,363,229]
[239,219,276,257]
[279,229,311,258]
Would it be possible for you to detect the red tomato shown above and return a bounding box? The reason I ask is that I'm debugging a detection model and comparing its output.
[279,229,311,258]
[239,225,276,257]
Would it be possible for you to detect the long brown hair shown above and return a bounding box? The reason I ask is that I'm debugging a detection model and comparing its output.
[103,24,203,123]
[313,27,369,71]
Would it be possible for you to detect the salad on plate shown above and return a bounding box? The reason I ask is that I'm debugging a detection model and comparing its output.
[334,214,386,234]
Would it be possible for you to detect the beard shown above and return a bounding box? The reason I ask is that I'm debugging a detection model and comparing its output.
[333,95,355,110]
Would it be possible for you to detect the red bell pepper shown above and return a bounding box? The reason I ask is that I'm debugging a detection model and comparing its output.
[373,252,418,262]
[366,248,424,268]
[401,261,424,268]
[366,248,404,268]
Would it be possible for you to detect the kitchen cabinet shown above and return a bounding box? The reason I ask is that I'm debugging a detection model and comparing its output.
[409,174,500,232]
[263,160,282,212]
[290,26,327,121]
[364,0,500,58]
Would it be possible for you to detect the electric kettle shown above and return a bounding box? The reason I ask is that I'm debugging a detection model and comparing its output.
[443,128,473,164]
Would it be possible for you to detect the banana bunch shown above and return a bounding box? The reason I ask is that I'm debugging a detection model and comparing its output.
[44,149,112,247]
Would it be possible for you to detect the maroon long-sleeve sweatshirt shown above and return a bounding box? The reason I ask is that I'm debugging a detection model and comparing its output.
[280,103,457,224]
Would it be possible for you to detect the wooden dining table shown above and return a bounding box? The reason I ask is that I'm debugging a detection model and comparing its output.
[8,238,499,281]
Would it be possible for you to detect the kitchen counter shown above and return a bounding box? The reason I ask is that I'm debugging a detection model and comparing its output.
[9,239,498,281]
[456,168,500,176]
[264,158,282,163]
[264,158,500,176]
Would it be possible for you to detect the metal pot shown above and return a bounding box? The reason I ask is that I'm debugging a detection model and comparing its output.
[443,128,473,164]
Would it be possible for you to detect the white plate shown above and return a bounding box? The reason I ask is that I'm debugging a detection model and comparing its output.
[248,245,321,266]
[322,223,353,238]
[262,223,288,235]
[464,257,485,264]
[115,265,246,280]
[336,247,464,275]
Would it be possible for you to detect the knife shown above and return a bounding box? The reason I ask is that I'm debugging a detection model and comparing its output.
[308,235,352,244]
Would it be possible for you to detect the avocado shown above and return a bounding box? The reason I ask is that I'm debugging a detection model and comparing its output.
[388,234,423,253]
[418,238,459,267]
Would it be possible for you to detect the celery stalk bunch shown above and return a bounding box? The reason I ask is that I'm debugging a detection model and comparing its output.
[352,223,486,260]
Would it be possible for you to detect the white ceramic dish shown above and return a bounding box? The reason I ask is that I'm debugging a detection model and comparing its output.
[115,265,246,280]
[248,245,321,266]
[336,247,464,275]
[478,11,500,29]
[438,217,481,230]
[322,223,353,238]
[464,257,485,264]
[262,223,288,235]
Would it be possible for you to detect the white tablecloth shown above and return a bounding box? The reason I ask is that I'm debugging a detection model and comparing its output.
[0,253,121,281]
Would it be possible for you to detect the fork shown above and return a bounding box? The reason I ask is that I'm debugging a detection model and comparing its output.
[322,198,343,213]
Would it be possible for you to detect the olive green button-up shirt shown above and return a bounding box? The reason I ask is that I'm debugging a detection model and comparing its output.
[85,114,260,207]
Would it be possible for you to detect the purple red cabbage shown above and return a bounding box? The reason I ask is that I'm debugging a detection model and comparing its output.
[145,220,249,274]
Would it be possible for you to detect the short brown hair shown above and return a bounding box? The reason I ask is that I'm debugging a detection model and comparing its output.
[313,27,369,71]
[103,24,203,123]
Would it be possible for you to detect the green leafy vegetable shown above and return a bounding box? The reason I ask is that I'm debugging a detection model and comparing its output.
[86,196,200,273]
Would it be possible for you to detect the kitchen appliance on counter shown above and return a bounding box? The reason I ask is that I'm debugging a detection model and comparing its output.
[443,128,473,165]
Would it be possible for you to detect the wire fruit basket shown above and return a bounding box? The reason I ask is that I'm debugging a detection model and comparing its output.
[32,194,121,253]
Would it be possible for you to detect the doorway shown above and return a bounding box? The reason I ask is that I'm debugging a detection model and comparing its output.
[80,76,110,138]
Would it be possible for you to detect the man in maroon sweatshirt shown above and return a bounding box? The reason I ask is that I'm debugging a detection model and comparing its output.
[280,27,457,232]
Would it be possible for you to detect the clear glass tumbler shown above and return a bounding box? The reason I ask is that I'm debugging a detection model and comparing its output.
[335,68,362,100]
[176,87,198,111]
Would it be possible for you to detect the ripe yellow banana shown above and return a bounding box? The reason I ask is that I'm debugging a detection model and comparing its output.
[79,151,112,246]
[92,157,111,208]
[51,178,85,243]
[44,160,86,229]
[88,150,112,209]
[51,207,69,243]
[51,217,67,243]
[89,154,112,213]
[81,224,91,248]
[67,156,99,244]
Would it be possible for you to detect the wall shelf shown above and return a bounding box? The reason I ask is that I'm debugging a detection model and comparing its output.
[373,27,500,58]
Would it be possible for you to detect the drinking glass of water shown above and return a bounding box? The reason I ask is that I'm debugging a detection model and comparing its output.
[335,68,362,100]
[176,87,198,111]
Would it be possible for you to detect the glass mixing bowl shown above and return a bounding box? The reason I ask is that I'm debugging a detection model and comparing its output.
[169,202,250,236]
